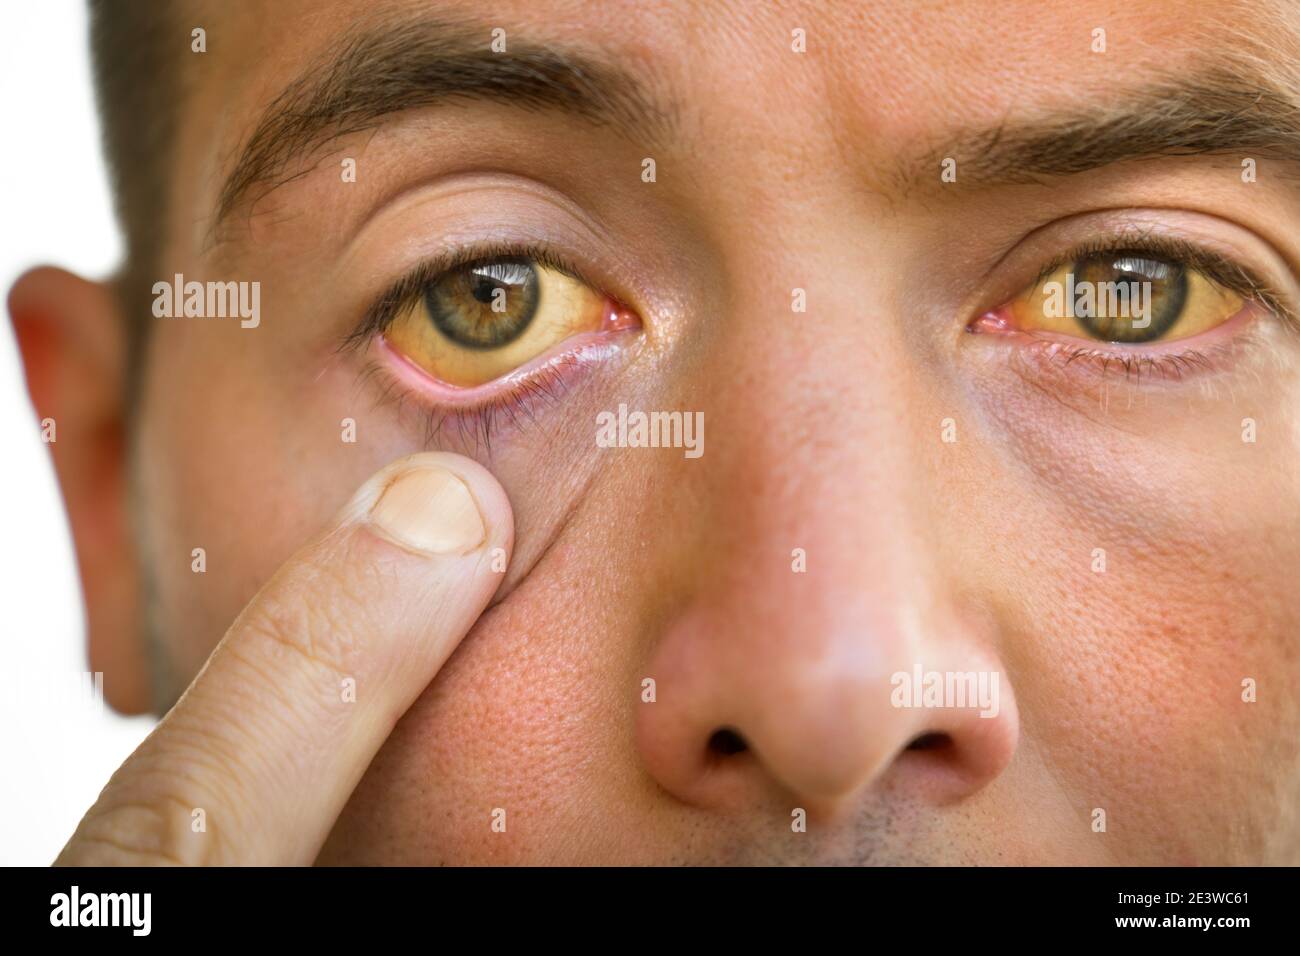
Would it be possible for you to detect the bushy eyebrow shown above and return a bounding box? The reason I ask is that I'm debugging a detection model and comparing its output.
[906,67,1300,191]
[211,15,673,233]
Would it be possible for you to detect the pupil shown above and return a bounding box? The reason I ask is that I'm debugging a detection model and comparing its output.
[470,275,499,304]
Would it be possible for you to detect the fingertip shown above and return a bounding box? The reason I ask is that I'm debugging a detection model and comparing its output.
[354,452,514,561]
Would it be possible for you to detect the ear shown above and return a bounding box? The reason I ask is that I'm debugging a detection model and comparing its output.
[7,266,150,714]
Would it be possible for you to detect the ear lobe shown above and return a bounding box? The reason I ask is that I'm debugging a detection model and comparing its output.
[8,266,151,714]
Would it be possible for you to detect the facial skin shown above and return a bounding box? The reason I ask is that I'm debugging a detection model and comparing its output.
[10,0,1300,864]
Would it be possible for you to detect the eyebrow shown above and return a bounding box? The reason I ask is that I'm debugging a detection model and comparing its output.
[212,16,673,232]
[906,67,1300,191]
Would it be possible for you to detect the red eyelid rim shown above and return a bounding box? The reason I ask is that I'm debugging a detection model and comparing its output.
[968,301,1259,354]
[377,300,640,404]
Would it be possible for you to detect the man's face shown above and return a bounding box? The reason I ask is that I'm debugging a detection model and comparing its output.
[123,0,1300,863]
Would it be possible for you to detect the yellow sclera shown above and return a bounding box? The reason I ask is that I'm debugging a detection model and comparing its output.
[1008,254,1244,345]
[386,260,609,387]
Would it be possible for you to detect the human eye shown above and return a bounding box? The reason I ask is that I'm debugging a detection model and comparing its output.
[1006,247,1243,344]
[363,245,640,391]
[969,229,1295,383]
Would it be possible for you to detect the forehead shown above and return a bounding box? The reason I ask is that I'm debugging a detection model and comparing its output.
[173,0,1288,246]
[202,0,1274,129]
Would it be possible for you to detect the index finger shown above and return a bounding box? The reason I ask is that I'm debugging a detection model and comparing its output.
[57,452,513,865]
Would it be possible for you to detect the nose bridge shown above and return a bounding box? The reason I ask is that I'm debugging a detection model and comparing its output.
[698,211,936,602]
[691,193,943,680]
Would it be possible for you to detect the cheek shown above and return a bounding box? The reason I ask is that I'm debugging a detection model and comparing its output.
[1010,550,1297,863]
[137,333,416,683]
[963,376,1300,862]
[321,535,651,865]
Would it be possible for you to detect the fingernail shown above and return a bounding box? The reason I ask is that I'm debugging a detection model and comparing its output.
[370,466,486,554]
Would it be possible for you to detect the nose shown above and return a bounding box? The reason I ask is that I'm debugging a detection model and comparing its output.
[636,573,1019,819]
[634,311,1018,820]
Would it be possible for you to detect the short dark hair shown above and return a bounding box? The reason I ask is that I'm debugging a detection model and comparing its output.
[87,0,188,368]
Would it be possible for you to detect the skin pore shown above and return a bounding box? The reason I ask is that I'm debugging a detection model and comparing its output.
[11,0,1300,864]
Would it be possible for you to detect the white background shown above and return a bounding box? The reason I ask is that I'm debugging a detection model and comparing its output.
[0,1,156,865]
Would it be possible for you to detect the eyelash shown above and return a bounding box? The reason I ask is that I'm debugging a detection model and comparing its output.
[1030,232,1289,321]
[342,239,606,347]
[340,240,616,452]
[995,231,1293,384]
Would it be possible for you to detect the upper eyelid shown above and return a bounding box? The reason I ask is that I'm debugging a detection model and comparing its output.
[330,167,646,313]
[339,170,620,263]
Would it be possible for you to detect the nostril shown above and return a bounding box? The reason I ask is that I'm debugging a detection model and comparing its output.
[707,727,749,756]
[906,732,952,752]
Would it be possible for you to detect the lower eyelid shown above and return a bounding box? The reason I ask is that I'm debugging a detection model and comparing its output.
[972,302,1262,387]
[974,298,1255,347]
[376,329,635,406]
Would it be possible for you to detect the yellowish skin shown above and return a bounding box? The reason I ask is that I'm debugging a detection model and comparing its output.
[10,0,1300,864]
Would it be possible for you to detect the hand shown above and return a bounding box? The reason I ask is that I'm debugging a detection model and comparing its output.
[55,452,513,865]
